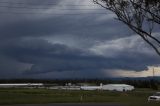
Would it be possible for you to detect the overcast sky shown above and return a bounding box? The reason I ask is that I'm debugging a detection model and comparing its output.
[0,0,159,79]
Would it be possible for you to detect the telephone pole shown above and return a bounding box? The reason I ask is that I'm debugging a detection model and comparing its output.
[153,67,155,78]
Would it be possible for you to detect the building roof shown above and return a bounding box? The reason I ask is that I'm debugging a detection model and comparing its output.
[0,83,43,86]
[105,84,133,87]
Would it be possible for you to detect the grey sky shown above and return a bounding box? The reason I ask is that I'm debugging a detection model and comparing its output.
[0,0,159,79]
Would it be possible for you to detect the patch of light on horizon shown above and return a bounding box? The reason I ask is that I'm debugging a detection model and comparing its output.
[105,66,160,78]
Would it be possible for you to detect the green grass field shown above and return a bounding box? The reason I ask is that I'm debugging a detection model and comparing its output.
[0,88,160,106]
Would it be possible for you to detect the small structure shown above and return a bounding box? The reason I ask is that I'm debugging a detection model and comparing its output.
[102,84,134,92]
[0,83,43,88]
[80,86,101,90]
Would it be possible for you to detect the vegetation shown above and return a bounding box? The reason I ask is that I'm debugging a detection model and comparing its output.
[0,88,160,106]
[93,0,160,56]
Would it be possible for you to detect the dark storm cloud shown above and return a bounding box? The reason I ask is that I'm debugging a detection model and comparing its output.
[0,38,159,76]
[0,15,130,41]
[0,0,159,78]
[0,0,131,44]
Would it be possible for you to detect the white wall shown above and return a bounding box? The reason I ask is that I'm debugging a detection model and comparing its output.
[80,86,101,90]
[0,83,43,88]
[102,84,134,91]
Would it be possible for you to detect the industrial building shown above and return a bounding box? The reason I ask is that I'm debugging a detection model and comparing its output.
[80,84,134,91]
[0,83,43,88]
[101,84,134,92]
[80,86,101,90]
[0,83,134,91]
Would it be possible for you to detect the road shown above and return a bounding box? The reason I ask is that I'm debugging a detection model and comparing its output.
[3,103,126,106]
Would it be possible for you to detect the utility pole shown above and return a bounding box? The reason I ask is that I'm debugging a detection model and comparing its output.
[153,67,155,78]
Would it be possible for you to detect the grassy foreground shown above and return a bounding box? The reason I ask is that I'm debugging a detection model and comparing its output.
[0,88,160,106]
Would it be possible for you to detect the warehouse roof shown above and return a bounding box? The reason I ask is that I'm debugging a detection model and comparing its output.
[104,84,133,87]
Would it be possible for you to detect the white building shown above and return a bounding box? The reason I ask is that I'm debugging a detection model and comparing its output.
[0,83,43,88]
[0,83,134,92]
[80,86,101,90]
[102,84,134,92]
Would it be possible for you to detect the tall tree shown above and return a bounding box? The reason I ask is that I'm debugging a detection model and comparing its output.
[93,0,160,56]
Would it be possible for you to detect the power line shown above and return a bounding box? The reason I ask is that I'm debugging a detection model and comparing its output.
[0,11,108,15]
[0,5,104,10]
[0,5,107,15]
[0,1,98,6]
[0,0,108,15]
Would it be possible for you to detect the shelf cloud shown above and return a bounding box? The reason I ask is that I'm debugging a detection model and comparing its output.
[0,0,159,79]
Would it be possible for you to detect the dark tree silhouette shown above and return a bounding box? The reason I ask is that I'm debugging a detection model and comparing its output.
[93,0,160,56]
